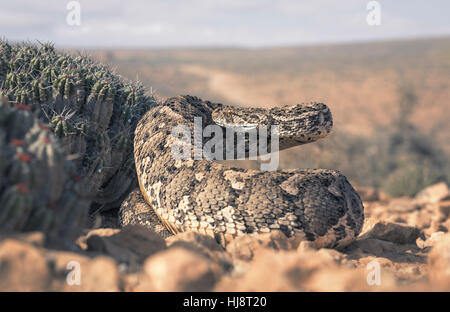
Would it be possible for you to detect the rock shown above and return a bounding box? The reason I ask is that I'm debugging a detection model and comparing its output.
[226,230,301,261]
[362,203,381,219]
[215,249,317,291]
[415,182,449,205]
[394,265,424,282]
[393,217,407,224]
[0,231,45,248]
[360,217,380,234]
[427,233,450,290]
[316,248,347,264]
[297,241,317,253]
[215,248,390,291]
[439,200,450,218]
[166,231,233,272]
[443,218,450,232]
[47,251,121,292]
[419,231,447,248]
[76,257,121,291]
[406,209,434,230]
[360,220,424,244]
[355,256,425,286]
[134,247,223,291]
[166,231,223,252]
[84,225,167,271]
[0,239,51,291]
[351,238,397,256]
[4,184,450,292]
[77,228,121,250]
[387,197,419,213]
[357,256,394,268]
[309,262,394,291]
[423,215,448,237]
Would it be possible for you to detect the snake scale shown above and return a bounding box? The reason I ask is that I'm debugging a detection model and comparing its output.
[119,95,364,248]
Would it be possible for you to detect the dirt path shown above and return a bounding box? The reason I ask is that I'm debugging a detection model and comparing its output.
[179,65,269,108]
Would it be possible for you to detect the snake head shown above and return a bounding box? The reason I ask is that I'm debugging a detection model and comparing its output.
[270,102,333,144]
[211,102,333,151]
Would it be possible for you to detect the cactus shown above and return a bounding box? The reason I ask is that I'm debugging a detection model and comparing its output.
[0,100,90,244]
[0,39,158,244]
[0,184,33,231]
[0,39,157,211]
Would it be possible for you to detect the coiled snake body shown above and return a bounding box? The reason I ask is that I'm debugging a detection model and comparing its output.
[119,95,364,248]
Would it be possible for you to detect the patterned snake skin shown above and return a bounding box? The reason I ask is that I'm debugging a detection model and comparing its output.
[119,95,364,248]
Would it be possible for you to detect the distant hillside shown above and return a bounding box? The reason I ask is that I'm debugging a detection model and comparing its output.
[81,37,450,195]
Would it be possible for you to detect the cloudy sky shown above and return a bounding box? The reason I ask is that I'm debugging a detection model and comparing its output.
[1,0,449,48]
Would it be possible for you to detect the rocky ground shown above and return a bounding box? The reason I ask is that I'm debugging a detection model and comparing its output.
[1,182,450,291]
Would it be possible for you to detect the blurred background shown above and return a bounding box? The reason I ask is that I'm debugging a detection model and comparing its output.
[2,0,450,196]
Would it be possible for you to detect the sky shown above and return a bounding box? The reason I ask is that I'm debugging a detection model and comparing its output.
[1,0,449,48]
